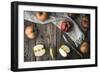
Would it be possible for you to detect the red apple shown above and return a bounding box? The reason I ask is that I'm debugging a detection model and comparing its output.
[60,20,72,32]
[81,16,89,29]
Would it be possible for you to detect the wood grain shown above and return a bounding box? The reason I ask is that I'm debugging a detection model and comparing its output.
[24,19,89,62]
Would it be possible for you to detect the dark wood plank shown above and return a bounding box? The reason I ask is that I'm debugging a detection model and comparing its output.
[24,36,30,62]
[24,20,36,62]
[48,23,57,60]
[28,39,36,61]
[56,26,63,60]
[35,24,50,61]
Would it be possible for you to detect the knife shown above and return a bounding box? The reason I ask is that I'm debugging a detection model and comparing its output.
[62,32,83,58]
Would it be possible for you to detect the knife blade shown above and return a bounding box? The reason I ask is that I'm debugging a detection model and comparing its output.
[62,33,83,58]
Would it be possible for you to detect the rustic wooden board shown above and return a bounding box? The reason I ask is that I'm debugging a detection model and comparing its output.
[24,18,89,62]
[24,20,36,61]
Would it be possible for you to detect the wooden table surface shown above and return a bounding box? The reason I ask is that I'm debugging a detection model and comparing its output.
[24,19,89,62]
[24,20,83,62]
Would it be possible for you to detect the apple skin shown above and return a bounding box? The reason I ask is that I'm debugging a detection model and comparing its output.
[36,12,48,21]
[81,16,89,32]
[80,42,89,54]
[25,24,37,39]
[60,20,72,32]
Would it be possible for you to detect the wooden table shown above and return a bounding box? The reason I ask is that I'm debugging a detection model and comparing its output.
[24,19,88,62]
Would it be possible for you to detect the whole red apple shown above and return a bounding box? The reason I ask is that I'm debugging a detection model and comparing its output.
[60,20,72,32]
